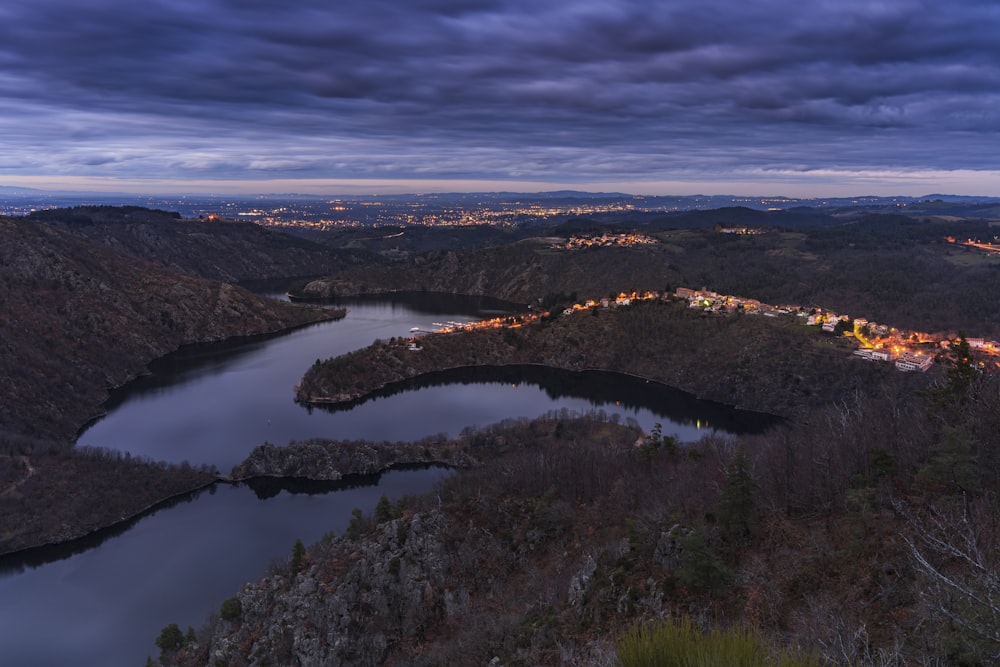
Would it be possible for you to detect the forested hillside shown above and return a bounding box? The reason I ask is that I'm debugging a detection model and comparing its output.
[0,208,342,553]
[161,361,1000,665]
[0,213,338,444]
[26,205,378,283]
[297,214,1000,336]
[151,210,1000,665]
[297,299,902,419]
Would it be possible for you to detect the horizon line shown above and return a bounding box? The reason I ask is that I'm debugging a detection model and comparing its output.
[2,169,1000,200]
[2,185,999,203]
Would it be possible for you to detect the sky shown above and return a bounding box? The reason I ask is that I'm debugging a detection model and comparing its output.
[1,0,999,197]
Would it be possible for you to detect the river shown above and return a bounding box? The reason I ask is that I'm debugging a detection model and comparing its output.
[0,293,772,666]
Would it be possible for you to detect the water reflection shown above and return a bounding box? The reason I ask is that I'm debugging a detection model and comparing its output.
[0,485,214,577]
[79,297,774,472]
[0,467,449,667]
[11,293,779,666]
[78,297,522,470]
[315,365,779,435]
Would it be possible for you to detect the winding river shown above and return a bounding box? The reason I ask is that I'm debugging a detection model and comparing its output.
[0,293,774,666]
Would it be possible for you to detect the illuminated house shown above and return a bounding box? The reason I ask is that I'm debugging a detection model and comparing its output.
[895,352,933,372]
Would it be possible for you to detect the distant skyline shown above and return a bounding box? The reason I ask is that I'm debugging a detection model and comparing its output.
[2,1,999,197]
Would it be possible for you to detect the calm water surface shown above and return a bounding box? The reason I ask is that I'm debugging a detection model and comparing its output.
[0,468,445,667]
[77,295,730,471]
[0,294,770,666]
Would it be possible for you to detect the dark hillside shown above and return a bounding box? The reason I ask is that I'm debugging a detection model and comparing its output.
[0,215,338,444]
[0,212,345,553]
[297,299,906,419]
[635,206,838,230]
[26,206,378,283]
[298,214,1000,337]
[162,365,1000,665]
[296,239,675,306]
[649,205,776,228]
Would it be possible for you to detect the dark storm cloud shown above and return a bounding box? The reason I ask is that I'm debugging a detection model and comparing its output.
[1,0,999,188]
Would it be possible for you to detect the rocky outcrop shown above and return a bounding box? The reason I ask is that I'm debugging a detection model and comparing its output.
[206,511,457,667]
[158,417,647,667]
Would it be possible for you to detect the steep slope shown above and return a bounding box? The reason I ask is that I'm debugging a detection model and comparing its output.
[26,206,380,283]
[159,363,1000,667]
[0,214,338,444]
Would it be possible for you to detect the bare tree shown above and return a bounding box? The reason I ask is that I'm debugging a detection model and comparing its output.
[896,498,1000,662]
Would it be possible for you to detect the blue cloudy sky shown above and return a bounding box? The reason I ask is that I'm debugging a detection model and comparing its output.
[1,0,998,196]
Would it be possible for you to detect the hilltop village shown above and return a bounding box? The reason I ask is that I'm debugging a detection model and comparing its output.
[410,286,999,374]
[673,286,1000,372]
[553,232,660,249]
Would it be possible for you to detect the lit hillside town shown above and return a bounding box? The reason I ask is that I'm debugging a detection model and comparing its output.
[553,233,659,249]
[404,286,999,374]
[673,287,998,372]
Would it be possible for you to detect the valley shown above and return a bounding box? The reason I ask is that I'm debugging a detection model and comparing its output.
[1,202,999,666]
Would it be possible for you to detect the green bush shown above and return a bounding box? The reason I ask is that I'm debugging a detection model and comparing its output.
[155,623,185,655]
[219,597,242,623]
[616,616,822,667]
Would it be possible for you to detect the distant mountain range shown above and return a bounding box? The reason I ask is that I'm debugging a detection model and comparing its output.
[3,185,1000,212]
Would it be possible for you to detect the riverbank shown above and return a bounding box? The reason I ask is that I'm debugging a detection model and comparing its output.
[74,308,346,439]
[1,424,505,561]
[1,308,346,557]
[0,450,218,557]
[297,299,914,419]
[0,449,444,565]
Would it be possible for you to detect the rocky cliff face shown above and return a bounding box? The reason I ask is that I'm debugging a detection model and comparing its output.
[161,418,644,667]
[0,214,339,444]
[179,501,635,666]
[206,511,459,667]
[154,407,963,667]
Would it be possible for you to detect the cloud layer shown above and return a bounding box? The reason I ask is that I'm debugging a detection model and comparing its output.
[2,0,999,194]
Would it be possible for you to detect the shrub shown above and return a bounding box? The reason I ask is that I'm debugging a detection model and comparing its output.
[219,597,242,623]
[616,616,822,667]
[155,623,185,656]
